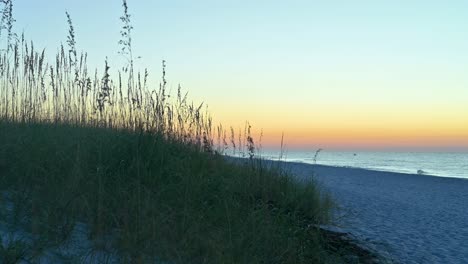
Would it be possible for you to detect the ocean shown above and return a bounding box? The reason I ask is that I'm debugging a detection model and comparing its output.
[259,150,468,179]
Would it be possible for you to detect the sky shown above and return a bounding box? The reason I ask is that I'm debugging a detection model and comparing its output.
[11,0,468,151]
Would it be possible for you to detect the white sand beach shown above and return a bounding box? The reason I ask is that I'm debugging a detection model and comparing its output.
[283,162,468,264]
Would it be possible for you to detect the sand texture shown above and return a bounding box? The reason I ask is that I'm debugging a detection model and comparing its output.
[284,162,468,264]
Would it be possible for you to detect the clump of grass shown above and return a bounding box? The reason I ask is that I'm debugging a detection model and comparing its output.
[0,236,28,264]
[0,0,342,262]
[0,0,215,154]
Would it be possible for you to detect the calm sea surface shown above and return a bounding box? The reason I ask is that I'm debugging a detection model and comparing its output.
[259,150,468,179]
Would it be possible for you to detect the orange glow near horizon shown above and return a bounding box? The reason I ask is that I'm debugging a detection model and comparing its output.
[209,101,468,151]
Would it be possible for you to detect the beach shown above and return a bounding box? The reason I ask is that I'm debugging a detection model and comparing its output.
[282,162,468,263]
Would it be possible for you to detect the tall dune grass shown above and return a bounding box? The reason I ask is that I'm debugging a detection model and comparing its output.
[0,0,219,155]
[0,1,344,263]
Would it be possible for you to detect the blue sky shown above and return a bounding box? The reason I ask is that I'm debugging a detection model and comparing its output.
[11,0,468,150]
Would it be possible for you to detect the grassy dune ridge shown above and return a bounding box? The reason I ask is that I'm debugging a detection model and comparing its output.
[0,0,357,263]
[0,121,336,262]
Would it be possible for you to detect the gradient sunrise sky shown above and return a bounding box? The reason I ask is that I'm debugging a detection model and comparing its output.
[13,0,468,151]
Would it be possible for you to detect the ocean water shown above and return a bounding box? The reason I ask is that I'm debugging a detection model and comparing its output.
[259,150,468,179]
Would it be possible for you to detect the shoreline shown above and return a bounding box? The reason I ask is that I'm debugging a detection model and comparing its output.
[278,159,468,263]
[258,150,468,179]
[282,161,468,181]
